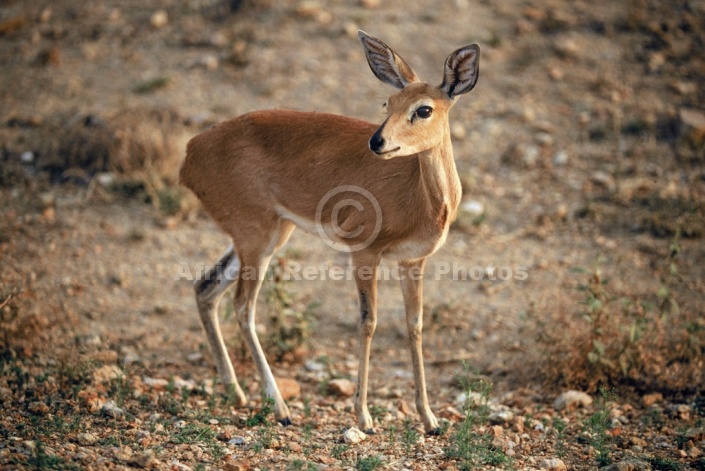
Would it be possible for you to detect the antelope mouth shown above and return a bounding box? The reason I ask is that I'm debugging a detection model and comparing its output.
[373,147,401,156]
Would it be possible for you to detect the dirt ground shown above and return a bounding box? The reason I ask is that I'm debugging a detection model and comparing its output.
[1,0,704,469]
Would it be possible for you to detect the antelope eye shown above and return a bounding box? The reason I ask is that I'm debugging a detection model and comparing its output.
[415,106,433,119]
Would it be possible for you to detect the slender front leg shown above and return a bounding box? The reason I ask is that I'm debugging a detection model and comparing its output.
[352,252,380,433]
[399,258,440,435]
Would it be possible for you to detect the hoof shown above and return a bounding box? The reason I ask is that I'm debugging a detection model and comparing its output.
[426,427,441,436]
[224,384,247,407]
[364,428,376,435]
[278,417,293,427]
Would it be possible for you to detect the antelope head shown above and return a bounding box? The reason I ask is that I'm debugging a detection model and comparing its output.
[358,31,481,159]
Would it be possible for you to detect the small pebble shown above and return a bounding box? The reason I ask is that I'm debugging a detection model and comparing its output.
[228,436,247,446]
[451,122,467,140]
[28,401,49,415]
[150,10,168,28]
[553,390,593,411]
[76,333,102,346]
[328,378,356,397]
[186,352,203,363]
[304,360,326,372]
[101,400,124,419]
[461,200,484,216]
[535,132,553,146]
[642,392,663,407]
[489,410,514,424]
[343,427,367,444]
[77,432,98,446]
[93,365,123,384]
[540,458,567,470]
[195,54,219,71]
[552,150,568,166]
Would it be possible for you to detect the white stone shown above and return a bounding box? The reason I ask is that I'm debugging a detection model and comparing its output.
[553,150,569,166]
[197,54,219,71]
[96,172,115,186]
[461,200,484,216]
[489,409,513,424]
[142,377,169,389]
[522,144,540,167]
[186,352,203,363]
[343,427,367,444]
[455,392,484,407]
[228,436,247,446]
[540,458,567,470]
[553,390,593,411]
[101,400,124,419]
[304,360,326,372]
[150,10,168,28]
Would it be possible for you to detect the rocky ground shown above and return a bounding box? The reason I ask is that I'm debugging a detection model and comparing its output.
[1,0,704,469]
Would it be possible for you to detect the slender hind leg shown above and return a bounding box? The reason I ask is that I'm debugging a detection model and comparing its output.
[233,220,295,425]
[194,245,247,405]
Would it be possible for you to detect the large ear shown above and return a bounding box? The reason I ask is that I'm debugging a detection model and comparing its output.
[358,30,420,89]
[440,44,480,98]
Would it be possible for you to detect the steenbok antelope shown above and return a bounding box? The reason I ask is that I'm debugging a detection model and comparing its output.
[180,31,480,435]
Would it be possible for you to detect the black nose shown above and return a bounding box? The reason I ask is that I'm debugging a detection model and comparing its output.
[369,129,385,153]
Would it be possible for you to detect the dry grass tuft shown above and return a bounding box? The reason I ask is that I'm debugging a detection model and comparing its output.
[36,107,191,186]
[526,242,705,394]
[1,107,202,214]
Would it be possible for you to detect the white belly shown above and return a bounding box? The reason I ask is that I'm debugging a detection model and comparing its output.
[276,203,451,260]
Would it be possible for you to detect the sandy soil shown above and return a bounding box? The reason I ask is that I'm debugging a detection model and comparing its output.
[1,0,704,469]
